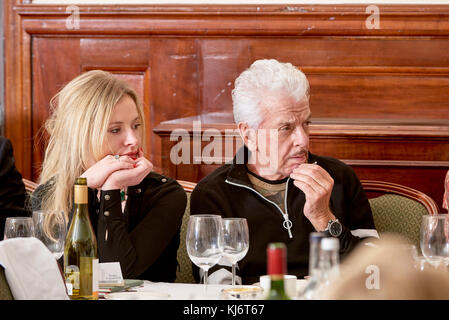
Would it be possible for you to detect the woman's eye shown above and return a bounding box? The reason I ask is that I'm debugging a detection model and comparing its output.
[133,123,142,129]
[109,128,120,134]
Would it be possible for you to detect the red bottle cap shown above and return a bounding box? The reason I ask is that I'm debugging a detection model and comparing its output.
[267,242,287,275]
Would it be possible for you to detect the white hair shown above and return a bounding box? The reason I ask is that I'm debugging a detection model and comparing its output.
[232,59,310,128]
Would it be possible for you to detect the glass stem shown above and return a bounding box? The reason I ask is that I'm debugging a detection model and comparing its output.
[204,269,208,294]
[232,263,236,286]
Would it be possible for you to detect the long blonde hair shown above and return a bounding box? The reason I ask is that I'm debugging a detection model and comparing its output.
[39,70,145,221]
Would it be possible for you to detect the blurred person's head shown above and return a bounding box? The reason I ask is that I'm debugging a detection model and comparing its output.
[318,234,449,300]
[232,59,311,180]
[38,70,145,220]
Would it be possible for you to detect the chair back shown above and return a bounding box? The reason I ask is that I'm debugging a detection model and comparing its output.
[175,180,196,283]
[0,265,14,300]
[361,180,439,248]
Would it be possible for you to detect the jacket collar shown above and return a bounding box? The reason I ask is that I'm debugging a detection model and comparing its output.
[226,146,319,188]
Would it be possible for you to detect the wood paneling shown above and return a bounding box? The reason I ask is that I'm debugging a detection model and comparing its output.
[4,1,449,212]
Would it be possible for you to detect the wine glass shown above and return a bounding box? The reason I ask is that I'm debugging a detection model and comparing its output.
[222,218,249,286]
[420,214,449,269]
[3,217,35,239]
[32,210,67,260]
[186,215,224,290]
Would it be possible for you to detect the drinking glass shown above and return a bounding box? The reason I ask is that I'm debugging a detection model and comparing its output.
[222,218,249,286]
[186,215,224,289]
[420,214,449,269]
[3,217,35,239]
[32,210,67,260]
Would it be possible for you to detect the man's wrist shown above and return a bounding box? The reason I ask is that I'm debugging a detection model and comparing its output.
[313,213,336,232]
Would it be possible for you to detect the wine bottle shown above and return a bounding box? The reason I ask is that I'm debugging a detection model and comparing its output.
[64,177,99,300]
[265,242,290,300]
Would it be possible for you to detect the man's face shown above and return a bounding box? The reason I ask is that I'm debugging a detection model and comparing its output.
[251,95,311,179]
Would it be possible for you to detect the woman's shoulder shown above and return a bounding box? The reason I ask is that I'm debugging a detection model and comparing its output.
[141,172,186,194]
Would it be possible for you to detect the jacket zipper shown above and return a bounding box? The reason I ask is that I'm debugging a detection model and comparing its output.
[225,178,293,238]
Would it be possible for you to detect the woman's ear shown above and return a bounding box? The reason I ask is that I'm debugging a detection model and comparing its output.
[238,122,257,152]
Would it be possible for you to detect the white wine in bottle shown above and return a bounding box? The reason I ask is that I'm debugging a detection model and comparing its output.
[64,177,99,300]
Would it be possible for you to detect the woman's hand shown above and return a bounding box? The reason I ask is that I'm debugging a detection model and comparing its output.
[80,155,137,189]
[101,149,153,190]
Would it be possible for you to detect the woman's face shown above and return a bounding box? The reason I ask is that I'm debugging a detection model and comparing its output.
[104,95,142,159]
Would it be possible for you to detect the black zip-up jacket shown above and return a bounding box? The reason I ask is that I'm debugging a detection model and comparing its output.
[32,172,186,282]
[190,148,376,284]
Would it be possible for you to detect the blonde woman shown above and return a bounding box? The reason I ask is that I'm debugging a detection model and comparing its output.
[31,70,187,282]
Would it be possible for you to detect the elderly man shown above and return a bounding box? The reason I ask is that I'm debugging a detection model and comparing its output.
[190,59,378,285]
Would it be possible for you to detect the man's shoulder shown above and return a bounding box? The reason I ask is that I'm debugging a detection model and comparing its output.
[196,164,233,187]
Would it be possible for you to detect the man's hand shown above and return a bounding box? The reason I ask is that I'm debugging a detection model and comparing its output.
[290,163,335,231]
[101,149,153,190]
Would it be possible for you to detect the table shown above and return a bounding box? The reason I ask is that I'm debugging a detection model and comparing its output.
[102,279,308,300]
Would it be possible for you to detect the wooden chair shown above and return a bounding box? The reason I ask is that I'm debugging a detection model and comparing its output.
[175,180,197,283]
[361,180,439,248]
[0,265,14,300]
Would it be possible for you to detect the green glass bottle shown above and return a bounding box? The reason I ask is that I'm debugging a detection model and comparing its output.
[64,177,99,300]
[265,242,291,300]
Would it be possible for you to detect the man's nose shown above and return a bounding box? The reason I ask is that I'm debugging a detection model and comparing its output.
[292,126,309,146]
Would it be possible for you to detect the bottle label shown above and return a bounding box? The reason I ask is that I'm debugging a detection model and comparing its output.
[65,265,80,295]
[66,282,73,296]
[74,185,88,204]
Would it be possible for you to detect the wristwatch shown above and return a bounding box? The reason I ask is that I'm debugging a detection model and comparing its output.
[324,219,343,238]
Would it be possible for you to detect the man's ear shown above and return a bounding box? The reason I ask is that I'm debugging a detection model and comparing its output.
[238,122,257,152]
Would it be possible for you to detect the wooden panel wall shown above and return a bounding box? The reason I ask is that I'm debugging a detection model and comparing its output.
[4,1,449,211]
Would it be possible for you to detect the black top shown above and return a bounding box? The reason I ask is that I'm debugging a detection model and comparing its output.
[0,137,29,240]
[191,147,376,284]
[32,172,187,282]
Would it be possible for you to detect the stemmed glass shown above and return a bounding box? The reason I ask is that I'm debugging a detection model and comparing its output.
[3,217,35,239]
[420,214,449,269]
[186,215,224,290]
[222,218,249,286]
[32,210,67,260]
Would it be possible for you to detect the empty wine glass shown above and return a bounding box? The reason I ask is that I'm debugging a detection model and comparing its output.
[32,210,67,260]
[186,215,224,290]
[3,217,35,239]
[420,214,449,269]
[222,218,249,286]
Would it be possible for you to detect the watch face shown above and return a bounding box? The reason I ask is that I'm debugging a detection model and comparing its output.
[329,221,342,237]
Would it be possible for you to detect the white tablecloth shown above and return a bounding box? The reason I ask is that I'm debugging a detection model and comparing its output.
[102,280,308,300]
[103,281,233,300]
